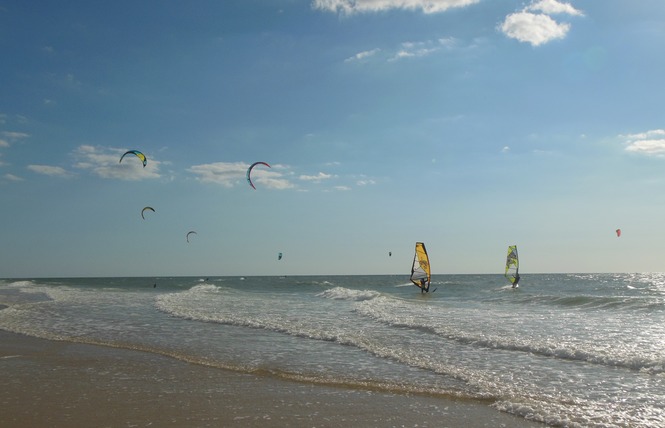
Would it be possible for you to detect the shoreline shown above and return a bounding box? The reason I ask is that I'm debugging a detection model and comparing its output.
[1,329,542,427]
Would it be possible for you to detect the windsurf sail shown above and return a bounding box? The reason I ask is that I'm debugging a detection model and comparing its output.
[410,242,431,292]
[505,245,520,288]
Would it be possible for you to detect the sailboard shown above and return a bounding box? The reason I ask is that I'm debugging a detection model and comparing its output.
[505,245,520,288]
[410,242,432,293]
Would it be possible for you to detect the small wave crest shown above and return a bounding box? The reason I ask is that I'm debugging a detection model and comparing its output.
[355,298,665,374]
[186,283,222,293]
[515,293,663,312]
[5,280,38,288]
[317,287,379,301]
[155,283,225,320]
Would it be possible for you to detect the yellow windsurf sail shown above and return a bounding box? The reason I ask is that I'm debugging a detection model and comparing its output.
[410,242,431,292]
[505,245,520,288]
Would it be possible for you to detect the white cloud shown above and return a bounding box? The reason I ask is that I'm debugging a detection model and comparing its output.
[623,130,665,156]
[348,37,458,64]
[2,131,30,141]
[500,12,569,46]
[27,164,73,177]
[313,0,480,15]
[299,172,335,182]
[622,129,665,141]
[188,162,246,187]
[4,173,23,181]
[188,162,294,189]
[344,48,381,62]
[500,0,583,46]
[390,40,444,61]
[502,146,511,153]
[527,0,583,16]
[73,145,160,180]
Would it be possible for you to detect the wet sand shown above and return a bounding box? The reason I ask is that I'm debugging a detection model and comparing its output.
[1,330,541,427]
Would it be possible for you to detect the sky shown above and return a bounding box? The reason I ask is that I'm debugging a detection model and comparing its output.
[2,0,665,277]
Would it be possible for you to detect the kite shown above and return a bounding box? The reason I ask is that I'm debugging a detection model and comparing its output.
[278,252,283,260]
[141,206,155,220]
[186,231,197,243]
[616,229,621,237]
[246,161,270,190]
[119,150,147,167]
[389,251,392,257]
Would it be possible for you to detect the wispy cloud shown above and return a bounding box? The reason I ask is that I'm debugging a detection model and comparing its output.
[527,0,583,16]
[2,131,30,141]
[313,0,480,15]
[500,0,584,46]
[299,172,335,182]
[623,130,665,156]
[188,162,294,190]
[344,48,381,63]
[72,145,161,180]
[188,162,246,187]
[3,173,23,182]
[0,130,29,150]
[27,164,73,178]
[390,38,455,61]
[346,37,458,63]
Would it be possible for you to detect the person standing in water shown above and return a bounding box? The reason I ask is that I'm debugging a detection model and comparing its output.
[420,278,430,293]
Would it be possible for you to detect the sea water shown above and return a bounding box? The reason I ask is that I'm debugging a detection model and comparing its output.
[1,274,664,427]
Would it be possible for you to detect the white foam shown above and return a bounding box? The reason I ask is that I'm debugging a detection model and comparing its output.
[317,287,379,301]
[5,280,37,288]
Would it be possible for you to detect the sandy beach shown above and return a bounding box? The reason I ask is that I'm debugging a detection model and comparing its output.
[0,329,542,427]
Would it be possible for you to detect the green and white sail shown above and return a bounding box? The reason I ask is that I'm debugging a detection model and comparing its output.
[505,245,520,288]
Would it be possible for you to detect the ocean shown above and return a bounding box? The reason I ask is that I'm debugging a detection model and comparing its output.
[1,274,664,427]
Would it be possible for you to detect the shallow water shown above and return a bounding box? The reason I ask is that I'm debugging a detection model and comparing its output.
[1,274,664,427]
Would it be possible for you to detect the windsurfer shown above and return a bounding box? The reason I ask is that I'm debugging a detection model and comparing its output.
[512,274,520,288]
[420,278,430,293]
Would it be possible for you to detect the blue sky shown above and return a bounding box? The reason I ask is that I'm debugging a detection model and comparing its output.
[2,0,665,277]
